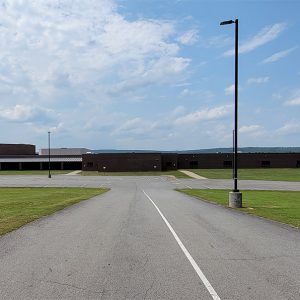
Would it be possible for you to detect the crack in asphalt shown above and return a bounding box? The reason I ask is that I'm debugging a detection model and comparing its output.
[37,279,106,296]
[143,280,155,300]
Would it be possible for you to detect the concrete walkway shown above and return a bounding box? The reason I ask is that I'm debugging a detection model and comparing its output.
[65,170,82,176]
[179,169,207,179]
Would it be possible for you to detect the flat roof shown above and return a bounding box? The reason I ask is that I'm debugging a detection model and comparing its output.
[0,157,82,163]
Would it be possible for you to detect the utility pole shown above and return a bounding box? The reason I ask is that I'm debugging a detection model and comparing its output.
[220,18,242,208]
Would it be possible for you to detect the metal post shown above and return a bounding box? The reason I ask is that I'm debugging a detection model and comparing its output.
[234,19,238,192]
[220,18,242,208]
[48,131,51,178]
[232,129,235,179]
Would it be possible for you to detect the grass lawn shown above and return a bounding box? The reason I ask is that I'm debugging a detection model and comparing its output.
[82,170,190,178]
[0,187,108,236]
[187,168,300,181]
[0,170,72,175]
[178,189,300,228]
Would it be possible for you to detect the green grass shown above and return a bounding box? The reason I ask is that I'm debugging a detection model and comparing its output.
[0,170,72,175]
[0,187,108,236]
[178,189,300,228]
[187,168,300,181]
[82,170,190,178]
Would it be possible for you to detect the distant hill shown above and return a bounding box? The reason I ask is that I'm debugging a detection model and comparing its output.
[92,149,160,154]
[92,147,300,154]
[178,147,300,154]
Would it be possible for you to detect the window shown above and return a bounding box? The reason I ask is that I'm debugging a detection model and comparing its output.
[261,161,270,168]
[297,161,300,168]
[166,162,172,167]
[87,162,94,167]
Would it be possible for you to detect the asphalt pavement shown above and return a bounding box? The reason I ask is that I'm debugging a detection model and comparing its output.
[0,175,299,299]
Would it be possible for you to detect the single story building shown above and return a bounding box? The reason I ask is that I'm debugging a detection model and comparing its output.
[0,155,82,170]
[82,152,300,171]
[83,153,163,172]
[0,144,83,170]
[177,153,300,169]
[0,144,299,171]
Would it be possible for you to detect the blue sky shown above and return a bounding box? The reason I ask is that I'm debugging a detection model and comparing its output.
[0,0,299,150]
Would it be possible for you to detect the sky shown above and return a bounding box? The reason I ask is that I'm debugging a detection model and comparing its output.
[0,0,299,151]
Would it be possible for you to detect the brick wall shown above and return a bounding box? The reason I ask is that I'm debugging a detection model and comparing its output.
[0,144,36,155]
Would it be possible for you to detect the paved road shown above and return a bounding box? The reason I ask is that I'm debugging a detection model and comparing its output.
[0,175,299,299]
[1,174,300,190]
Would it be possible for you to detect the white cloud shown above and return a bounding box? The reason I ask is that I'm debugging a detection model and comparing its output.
[0,74,13,84]
[0,104,56,123]
[0,0,198,150]
[284,90,300,106]
[239,125,265,137]
[262,47,297,63]
[223,23,286,56]
[179,88,214,100]
[49,122,65,133]
[30,122,65,135]
[206,35,233,48]
[277,121,300,135]
[106,105,235,149]
[225,84,235,95]
[106,56,190,96]
[141,57,190,81]
[100,16,178,57]
[239,125,262,134]
[179,88,195,97]
[177,29,198,45]
[172,82,192,87]
[112,118,158,137]
[247,77,269,84]
[112,117,142,134]
[170,106,186,117]
[0,0,189,104]
[204,124,232,144]
[3,1,295,150]
[174,104,232,125]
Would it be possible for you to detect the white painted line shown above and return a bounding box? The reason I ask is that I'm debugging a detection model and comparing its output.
[142,190,221,300]
[185,185,192,189]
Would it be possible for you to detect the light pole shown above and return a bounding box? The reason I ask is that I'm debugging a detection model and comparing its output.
[220,18,242,208]
[48,131,51,178]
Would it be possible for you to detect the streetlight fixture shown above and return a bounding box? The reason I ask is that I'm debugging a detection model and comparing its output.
[220,18,242,208]
[48,131,51,178]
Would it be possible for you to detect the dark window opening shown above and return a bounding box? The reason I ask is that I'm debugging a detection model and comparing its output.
[166,162,172,167]
[261,161,270,168]
[87,162,94,167]
[223,161,232,168]
[297,161,300,168]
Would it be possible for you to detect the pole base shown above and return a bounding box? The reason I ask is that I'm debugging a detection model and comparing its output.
[48,174,51,178]
[229,191,242,208]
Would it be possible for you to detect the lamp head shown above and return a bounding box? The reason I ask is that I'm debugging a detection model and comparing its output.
[220,20,234,25]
